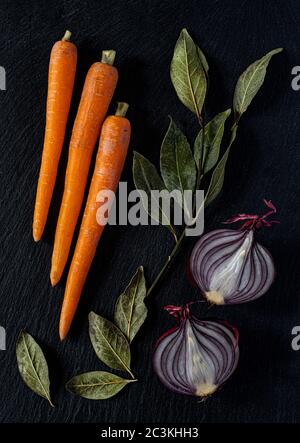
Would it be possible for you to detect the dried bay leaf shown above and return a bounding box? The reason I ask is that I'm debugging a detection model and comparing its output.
[89,312,132,375]
[114,267,147,343]
[233,48,283,119]
[171,28,207,119]
[66,371,136,400]
[16,331,54,407]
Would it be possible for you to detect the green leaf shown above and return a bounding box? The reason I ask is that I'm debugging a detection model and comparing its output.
[205,125,238,207]
[194,109,231,174]
[160,118,196,212]
[16,331,54,407]
[233,48,283,119]
[170,28,207,118]
[114,267,147,343]
[133,151,177,238]
[66,371,136,400]
[89,312,132,375]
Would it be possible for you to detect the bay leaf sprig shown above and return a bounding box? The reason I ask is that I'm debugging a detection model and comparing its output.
[16,331,54,407]
[66,267,147,400]
[133,28,283,298]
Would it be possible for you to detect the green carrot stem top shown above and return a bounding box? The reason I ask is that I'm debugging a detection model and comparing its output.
[101,50,116,65]
[115,102,129,117]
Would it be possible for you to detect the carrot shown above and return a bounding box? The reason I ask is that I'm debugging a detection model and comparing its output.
[33,30,77,242]
[50,50,118,286]
[59,103,131,340]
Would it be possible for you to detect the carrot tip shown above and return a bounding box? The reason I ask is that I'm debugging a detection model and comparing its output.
[50,270,60,287]
[33,228,41,242]
[59,324,68,341]
[59,333,66,341]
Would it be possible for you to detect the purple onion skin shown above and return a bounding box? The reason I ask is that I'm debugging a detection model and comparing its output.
[190,228,275,305]
[153,306,239,398]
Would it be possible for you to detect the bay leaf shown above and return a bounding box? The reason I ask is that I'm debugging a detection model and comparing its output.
[133,151,177,238]
[16,331,54,407]
[205,125,238,207]
[89,312,132,375]
[66,371,136,400]
[170,28,207,118]
[194,109,231,173]
[114,267,147,343]
[160,118,196,213]
[233,48,283,119]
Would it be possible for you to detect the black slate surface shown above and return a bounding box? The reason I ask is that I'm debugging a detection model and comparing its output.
[0,0,299,424]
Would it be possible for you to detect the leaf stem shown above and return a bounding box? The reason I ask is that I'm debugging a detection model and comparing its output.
[48,398,55,408]
[126,368,136,380]
[146,230,186,297]
[170,225,178,243]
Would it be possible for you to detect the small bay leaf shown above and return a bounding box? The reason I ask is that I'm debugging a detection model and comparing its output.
[233,48,283,119]
[205,125,238,207]
[133,151,177,238]
[16,331,54,407]
[160,118,196,212]
[114,267,147,342]
[170,28,207,118]
[89,312,132,375]
[66,371,136,400]
[194,109,231,173]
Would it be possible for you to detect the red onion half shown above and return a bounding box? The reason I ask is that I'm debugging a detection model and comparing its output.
[190,200,277,305]
[153,305,239,398]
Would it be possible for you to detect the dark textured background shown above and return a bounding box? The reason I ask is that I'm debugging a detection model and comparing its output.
[0,0,299,424]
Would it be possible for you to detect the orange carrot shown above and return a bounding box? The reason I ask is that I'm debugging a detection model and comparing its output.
[33,31,77,242]
[50,50,118,286]
[59,103,131,340]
